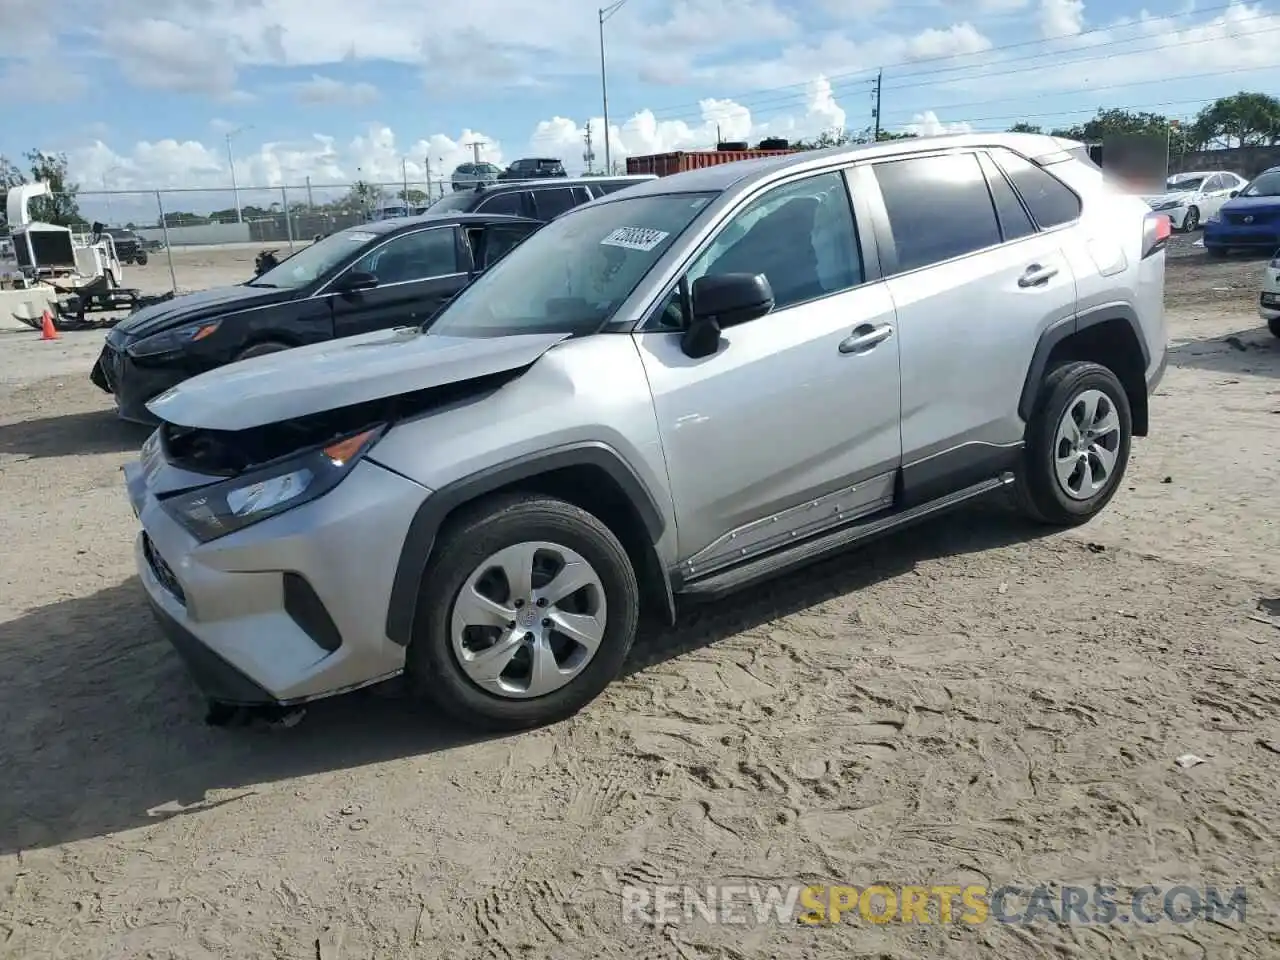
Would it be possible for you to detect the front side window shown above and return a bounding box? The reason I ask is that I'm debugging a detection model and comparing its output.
[875,153,1002,273]
[353,227,458,284]
[478,191,527,216]
[426,192,715,338]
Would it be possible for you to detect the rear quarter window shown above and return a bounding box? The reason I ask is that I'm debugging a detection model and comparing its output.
[990,148,1082,229]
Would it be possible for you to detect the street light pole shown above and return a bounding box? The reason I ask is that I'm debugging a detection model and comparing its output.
[225,125,253,224]
[598,0,630,176]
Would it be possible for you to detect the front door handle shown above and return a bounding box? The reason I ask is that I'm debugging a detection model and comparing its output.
[839,323,894,354]
[1018,264,1059,287]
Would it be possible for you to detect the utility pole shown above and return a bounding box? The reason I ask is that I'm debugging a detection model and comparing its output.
[305,175,314,208]
[401,157,409,201]
[464,140,486,164]
[598,0,630,176]
[871,68,883,142]
[583,121,595,174]
[424,156,432,200]
[225,125,252,223]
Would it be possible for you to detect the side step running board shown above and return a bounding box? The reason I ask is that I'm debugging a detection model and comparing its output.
[677,473,1015,600]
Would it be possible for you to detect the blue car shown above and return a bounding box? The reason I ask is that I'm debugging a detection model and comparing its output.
[1203,166,1280,256]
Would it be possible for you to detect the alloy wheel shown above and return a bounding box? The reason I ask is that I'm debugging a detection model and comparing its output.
[450,540,608,699]
[1053,388,1122,501]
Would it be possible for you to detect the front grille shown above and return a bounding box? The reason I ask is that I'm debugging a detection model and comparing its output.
[1225,212,1271,225]
[143,533,185,604]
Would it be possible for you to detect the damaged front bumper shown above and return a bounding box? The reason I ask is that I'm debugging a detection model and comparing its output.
[126,452,432,707]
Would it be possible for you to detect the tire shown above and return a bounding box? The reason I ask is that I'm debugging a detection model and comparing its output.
[1206,246,1228,259]
[1014,361,1132,527]
[1182,206,1199,232]
[1269,316,1280,339]
[135,251,148,266]
[406,493,640,731]
[234,340,292,361]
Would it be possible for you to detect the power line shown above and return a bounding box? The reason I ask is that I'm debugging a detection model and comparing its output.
[629,1,1272,121]
[636,23,1280,128]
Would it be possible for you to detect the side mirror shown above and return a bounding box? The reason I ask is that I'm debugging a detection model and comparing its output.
[336,270,378,294]
[1230,190,1240,198]
[680,273,775,359]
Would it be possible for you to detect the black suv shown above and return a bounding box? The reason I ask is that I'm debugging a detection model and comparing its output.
[101,227,148,264]
[425,175,655,221]
[499,158,567,181]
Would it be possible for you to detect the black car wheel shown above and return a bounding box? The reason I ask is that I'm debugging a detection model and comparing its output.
[407,493,640,731]
[1014,361,1132,527]
[1268,316,1280,339]
[135,251,149,266]
[234,340,292,361]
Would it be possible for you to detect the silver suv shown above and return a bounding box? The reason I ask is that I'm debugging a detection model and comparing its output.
[123,133,1168,730]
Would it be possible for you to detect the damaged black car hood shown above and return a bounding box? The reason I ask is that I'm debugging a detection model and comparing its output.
[145,326,571,431]
[111,283,295,340]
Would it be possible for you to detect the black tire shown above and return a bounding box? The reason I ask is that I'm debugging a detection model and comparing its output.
[1268,316,1280,339]
[1182,206,1199,232]
[234,340,292,361]
[1206,246,1228,259]
[406,493,640,731]
[135,251,148,265]
[1014,361,1132,527]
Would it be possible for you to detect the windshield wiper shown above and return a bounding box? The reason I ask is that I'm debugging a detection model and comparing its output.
[246,281,279,288]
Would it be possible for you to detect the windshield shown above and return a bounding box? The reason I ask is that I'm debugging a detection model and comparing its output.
[427,191,716,338]
[427,191,478,212]
[1167,177,1204,192]
[247,228,380,288]
[1241,172,1280,197]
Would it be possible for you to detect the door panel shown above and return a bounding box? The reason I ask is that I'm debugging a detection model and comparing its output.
[868,151,1077,501]
[635,168,902,565]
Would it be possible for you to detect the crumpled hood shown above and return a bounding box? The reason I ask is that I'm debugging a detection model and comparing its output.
[1142,190,1194,207]
[145,326,571,431]
[111,283,294,340]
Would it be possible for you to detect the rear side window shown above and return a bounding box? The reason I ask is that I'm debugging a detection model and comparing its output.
[478,191,527,216]
[873,153,1002,273]
[991,148,1081,228]
[977,152,1035,242]
[591,180,637,196]
[532,187,578,219]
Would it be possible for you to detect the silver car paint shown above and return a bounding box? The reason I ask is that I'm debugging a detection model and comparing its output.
[127,457,429,701]
[145,327,570,431]
[126,130,1167,704]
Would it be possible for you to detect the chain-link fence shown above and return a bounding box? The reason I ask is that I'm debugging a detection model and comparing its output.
[45,179,446,294]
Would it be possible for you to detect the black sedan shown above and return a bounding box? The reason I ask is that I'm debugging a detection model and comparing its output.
[91,211,542,423]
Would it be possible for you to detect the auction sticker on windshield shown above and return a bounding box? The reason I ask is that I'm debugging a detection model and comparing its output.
[601,227,670,252]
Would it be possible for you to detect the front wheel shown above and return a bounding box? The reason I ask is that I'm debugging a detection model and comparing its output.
[234,340,292,361]
[1206,246,1228,259]
[1014,361,1132,526]
[407,493,640,730]
[1182,206,1199,231]
[135,251,148,266]
[1268,316,1280,339]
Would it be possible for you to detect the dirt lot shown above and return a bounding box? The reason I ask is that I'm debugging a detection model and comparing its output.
[1,241,1279,959]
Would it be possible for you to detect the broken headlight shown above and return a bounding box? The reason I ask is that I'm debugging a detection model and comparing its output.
[160,425,384,542]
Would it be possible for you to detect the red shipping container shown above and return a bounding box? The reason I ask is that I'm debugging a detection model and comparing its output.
[625,149,799,177]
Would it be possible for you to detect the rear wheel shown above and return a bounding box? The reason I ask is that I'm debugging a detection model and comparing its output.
[135,251,148,265]
[407,493,640,730]
[1014,361,1132,526]
[234,340,292,361]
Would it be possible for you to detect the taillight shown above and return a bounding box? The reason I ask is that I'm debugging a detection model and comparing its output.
[1142,211,1171,259]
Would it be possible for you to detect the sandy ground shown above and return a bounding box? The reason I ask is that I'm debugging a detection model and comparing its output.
[1,240,1279,959]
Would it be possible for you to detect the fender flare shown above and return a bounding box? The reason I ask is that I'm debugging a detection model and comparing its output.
[1017,304,1151,422]
[384,441,670,646]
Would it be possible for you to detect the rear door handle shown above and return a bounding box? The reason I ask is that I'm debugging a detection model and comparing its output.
[1018,264,1059,287]
[839,323,894,354]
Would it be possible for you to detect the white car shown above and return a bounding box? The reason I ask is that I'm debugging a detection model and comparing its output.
[1258,255,1280,338]
[1142,170,1247,232]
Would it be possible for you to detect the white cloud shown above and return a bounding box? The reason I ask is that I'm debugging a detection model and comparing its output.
[902,110,974,136]
[1039,0,1085,38]
[291,74,379,106]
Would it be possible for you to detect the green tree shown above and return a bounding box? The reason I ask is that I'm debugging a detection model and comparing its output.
[875,129,916,141]
[25,150,83,226]
[1007,122,1043,134]
[397,187,427,204]
[1190,92,1280,147]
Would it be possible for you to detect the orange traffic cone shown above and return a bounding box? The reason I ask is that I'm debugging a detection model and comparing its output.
[39,309,58,341]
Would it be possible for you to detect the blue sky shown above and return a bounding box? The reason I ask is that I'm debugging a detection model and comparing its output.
[2,0,1279,218]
